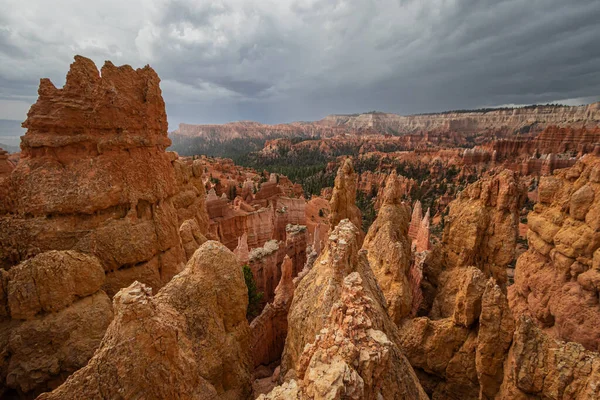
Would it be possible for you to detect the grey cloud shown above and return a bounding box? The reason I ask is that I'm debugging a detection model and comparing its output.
[0,0,598,128]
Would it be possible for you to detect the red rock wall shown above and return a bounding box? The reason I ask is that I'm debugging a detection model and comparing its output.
[0,56,209,297]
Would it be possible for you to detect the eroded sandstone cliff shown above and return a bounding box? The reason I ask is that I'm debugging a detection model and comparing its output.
[0,56,209,297]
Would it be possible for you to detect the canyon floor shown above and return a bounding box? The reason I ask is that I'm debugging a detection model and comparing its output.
[0,56,599,399]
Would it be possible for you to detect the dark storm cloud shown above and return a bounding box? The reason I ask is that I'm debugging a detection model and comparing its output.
[0,0,599,127]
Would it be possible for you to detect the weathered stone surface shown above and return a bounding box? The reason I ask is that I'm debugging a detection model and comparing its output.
[38,241,252,400]
[179,218,208,261]
[409,200,423,240]
[476,280,514,400]
[249,240,284,305]
[0,56,209,296]
[6,251,105,320]
[329,159,363,238]
[285,224,307,278]
[362,171,413,324]
[498,316,600,399]
[281,220,390,376]
[399,264,514,399]
[442,169,526,284]
[0,251,112,398]
[251,255,294,368]
[260,273,428,400]
[510,155,600,351]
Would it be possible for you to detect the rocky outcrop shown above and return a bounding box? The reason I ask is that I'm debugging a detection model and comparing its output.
[398,270,514,400]
[509,155,600,351]
[0,148,13,178]
[279,218,425,398]
[234,232,250,265]
[209,205,275,251]
[442,169,526,284]
[249,240,284,305]
[329,159,363,237]
[0,251,113,398]
[0,56,209,297]
[179,218,208,260]
[409,200,424,240]
[284,224,307,278]
[259,273,428,400]
[416,208,431,252]
[251,255,294,368]
[38,241,252,400]
[498,316,600,399]
[362,171,413,324]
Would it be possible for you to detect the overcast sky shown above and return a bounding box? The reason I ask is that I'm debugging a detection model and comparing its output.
[1,0,600,130]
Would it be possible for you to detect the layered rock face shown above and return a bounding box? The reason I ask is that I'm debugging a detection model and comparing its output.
[499,316,600,399]
[442,169,526,284]
[260,272,428,400]
[279,220,424,392]
[284,224,307,277]
[0,251,113,397]
[251,255,294,368]
[0,56,209,296]
[248,240,285,305]
[509,155,600,351]
[0,148,13,178]
[38,241,252,400]
[319,104,600,133]
[329,159,363,237]
[171,103,600,157]
[362,171,413,324]
[398,269,514,400]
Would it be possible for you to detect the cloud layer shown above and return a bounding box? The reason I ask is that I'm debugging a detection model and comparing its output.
[1,0,599,128]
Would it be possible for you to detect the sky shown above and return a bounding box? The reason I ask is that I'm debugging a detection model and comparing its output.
[1,0,600,131]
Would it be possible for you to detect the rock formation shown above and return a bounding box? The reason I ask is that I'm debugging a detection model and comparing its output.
[284,224,307,277]
[329,159,363,237]
[248,240,285,304]
[398,271,514,399]
[179,218,208,260]
[442,169,526,284]
[0,251,113,397]
[171,103,600,157]
[498,316,600,399]
[416,208,431,252]
[509,154,600,351]
[38,241,252,400]
[234,232,250,265]
[409,200,423,240]
[0,56,209,297]
[251,255,294,368]
[362,171,414,324]
[279,218,425,397]
[0,148,13,178]
[259,273,428,400]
